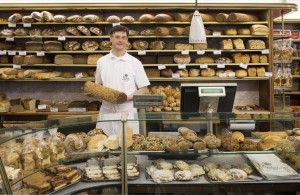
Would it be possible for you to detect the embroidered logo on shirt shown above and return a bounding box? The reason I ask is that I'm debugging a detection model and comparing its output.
[122,74,130,82]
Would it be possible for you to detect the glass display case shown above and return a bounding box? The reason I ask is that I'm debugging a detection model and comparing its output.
[0,112,300,194]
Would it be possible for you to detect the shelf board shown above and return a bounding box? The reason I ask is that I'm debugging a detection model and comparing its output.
[292,39,300,43]
[273,34,292,39]
[292,57,300,60]
[143,63,269,67]
[0,21,269,25]
[0,35,269,39]
[0,63,96,67]
[148,77,269,81]
[0,77,95,81]
[274,60,293,64]
[292,75,300,78]
[284,91,300,95]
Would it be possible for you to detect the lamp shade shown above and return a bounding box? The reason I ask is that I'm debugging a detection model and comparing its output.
[189,10,207,44]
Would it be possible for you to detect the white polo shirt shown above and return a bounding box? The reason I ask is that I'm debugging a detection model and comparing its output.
[95,51,150,109]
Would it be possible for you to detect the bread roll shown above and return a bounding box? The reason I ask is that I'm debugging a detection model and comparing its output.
[106,15,120,23]
[233,38,245,50]
[173,54,191,64]
[189,69,200,77]
[224,28,237,35]
[177,69,189,77]
[237,28,251,35]
[82,41,99,51]
[121,16,135,22]
[216,13,229,22]
[83,14,101,23]
[154,13,174,22]
[83,81,128,104]
[104,135,119,150]
[88,134,107,151]
[228,13,259,22]
[259,55,268,63]
[195,56,214,63]
[90,27,103,36]
[235,69,248,78]
[139,14,155,22]
[201,68,215,77]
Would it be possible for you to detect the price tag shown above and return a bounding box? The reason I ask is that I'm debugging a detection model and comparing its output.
[248,175,263,181]
[4,131,13,137]
[75,73,83,78]
[18,51,27,56]
[181,50,189,55]
[8,22,16,27]
[265,72,273,77]
[7,50,16,56]
[0,50,6,55]
[172,73,180,78]
[261,49,269,54]
[228,72,236,77]
[217,63,225,69]
[138,50,146,55]
[68,107,87,112]
[58,36,66,41]
[200,64,208,69]
[213,50,222,55]
[112,22,120,27]
[213,32,221,37]
[50,107,58,112]
[36,51,45,56]
[158,64,166,70]
[197,50,205,55]
[6,37,14,41]
[23,23,31,27]
[13,64,21,69]
[178,64,186,69]
[239,63,248,69]
[14,130,22,136]
[219,73,227,78]
[38,104,47,110]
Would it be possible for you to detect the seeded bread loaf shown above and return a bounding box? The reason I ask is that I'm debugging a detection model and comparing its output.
[173,54,191,64]
[83,81,127,104]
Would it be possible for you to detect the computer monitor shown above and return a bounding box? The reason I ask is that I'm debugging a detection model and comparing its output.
[180,83,237,113]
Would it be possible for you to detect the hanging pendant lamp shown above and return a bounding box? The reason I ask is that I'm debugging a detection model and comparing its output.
[189,0,207,44]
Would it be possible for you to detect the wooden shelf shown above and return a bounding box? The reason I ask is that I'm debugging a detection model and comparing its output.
[284,91,300,95]
[149,77,269,81]
[292,57,300,60]
[273,34,292,39]
[274,60,293,64]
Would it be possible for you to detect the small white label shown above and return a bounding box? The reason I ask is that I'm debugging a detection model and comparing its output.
[4,131,13,137]
[13,64,21,69]
[172,73,180,78]
[265,72,273,77]
[158,64,166,70]
[14,130,22,136]
[228,72,236,77]
[197,50,205,55]
[248,175,263,181]
[6,37,14,41]
[24,130,32,134]
[213,50,222,55]
[18,51,27,56]
[112,22,120,27]
[219,73,227,78]
[68,107,87,112]
[200,64,208,69]
[138,50,146,55]
[58,36,66,41]
[36,51,45,56]
[178,64,186,69]
[8,22,16,27]
[75,73,83,78]
[23,23,31,27]
[181,50,189,55]
[213,32,221,37]
[0,50,6,55]
[38,104,47,110]
[7,50,16,56]
[217,63,225,68]
[239,63,248,69]
[50,107,58,112]
[261,49,269,54]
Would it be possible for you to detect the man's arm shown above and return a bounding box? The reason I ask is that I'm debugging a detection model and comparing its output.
[127,86,149,101]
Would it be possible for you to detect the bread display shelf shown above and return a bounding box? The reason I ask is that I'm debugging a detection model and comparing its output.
[274,60,293,64]
[148,77,269,81]
[0,35,269,39]
[0,63,96,67]
[143,63,269,67]
[0,21,269,25]
[0,77,95,82]
[283,91,300,95]
[273,34,292,39]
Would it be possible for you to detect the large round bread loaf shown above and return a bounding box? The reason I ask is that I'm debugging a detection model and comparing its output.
[83,81,127,104]
[82,41,99,51]
[133,40,149,50]
[67,15,83,22]
[64,41,81,51]
[173,54,191,64]
[106,15,120,23]
[77,25,91,36]
[139,14,155,22]
[149,41,166,50]
[154,14,174,22]
[99,40,111,50]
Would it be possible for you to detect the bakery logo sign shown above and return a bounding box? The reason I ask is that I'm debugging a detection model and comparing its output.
[122,74,130,82]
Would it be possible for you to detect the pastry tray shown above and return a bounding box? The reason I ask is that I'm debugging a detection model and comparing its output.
[145,170,201,182]
[199,154,264,183]
[82,165,140,182]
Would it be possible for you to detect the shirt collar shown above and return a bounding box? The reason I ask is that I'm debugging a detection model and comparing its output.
[109,50,129,62]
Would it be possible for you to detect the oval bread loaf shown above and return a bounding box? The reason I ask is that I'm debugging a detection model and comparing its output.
[83,81,127,104]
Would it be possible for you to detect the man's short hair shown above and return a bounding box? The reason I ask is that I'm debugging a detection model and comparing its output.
[109,25,129,37]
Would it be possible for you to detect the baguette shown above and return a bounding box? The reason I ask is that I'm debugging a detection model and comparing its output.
[83,81,127,104]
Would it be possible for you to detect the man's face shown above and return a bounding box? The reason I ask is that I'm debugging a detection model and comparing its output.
[110,31,128,52]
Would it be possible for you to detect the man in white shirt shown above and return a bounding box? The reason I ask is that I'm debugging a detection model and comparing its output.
[95,25,150,136]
